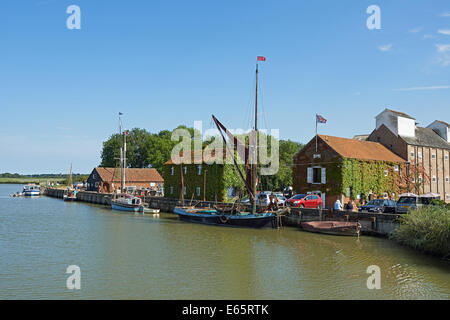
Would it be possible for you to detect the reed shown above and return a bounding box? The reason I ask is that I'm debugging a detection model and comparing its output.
[390,206,450,259]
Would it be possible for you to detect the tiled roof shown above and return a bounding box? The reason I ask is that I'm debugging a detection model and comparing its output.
[164,149,237,165]
[95,167,164,182]
[318,135,405,162]
[435,120,450,127]
[401,127,450,150]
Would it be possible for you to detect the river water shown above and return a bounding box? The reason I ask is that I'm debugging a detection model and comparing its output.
[0,184,449,299]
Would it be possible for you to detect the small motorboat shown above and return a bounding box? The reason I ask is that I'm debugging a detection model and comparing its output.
[111,193,144,212]
[301,221,361,237]
[23,184,40,197]
[141,207,160,214]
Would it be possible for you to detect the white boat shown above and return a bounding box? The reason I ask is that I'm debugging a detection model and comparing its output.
[111,194,144,212]
[23,184,40,197]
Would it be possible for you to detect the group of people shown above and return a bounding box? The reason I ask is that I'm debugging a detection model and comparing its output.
[333,199,358,212]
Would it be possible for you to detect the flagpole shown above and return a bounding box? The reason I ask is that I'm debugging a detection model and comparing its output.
[315,114,318,153]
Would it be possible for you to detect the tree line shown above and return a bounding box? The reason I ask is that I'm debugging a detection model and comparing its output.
[100,126,304,191]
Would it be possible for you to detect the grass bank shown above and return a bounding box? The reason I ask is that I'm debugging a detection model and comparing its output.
[0,178,65,184]
[390,206,450,259]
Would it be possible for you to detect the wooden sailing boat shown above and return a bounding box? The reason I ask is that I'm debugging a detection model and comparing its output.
[63,163,77,201]
[174,58,286,228]
[111,114,144,212]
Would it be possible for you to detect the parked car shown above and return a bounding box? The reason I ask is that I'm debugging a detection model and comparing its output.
[358,199,396,213]
[275,193,287,206]
[395,195,421,214]
[286,194,323,209]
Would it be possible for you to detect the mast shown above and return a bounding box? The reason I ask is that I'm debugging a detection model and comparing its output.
[123,130,127,191]
[68,163,72,188]
[251,63,259,214]
[119,113,124,192]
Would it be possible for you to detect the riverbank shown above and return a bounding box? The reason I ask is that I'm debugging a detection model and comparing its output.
[0,178,65,184]
[390,206,450,259]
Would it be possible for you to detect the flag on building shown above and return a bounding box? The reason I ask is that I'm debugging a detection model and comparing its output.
[316,114,327,123]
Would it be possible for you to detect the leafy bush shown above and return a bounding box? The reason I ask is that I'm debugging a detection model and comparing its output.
[390,206,450,259]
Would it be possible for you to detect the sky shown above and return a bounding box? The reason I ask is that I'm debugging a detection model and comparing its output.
[0,0,449,174]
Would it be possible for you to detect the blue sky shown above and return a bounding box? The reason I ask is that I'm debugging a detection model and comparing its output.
[1,0,449,174]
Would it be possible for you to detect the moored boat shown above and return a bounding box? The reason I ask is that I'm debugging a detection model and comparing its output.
[300,221,361,237]
[174,207,277,228]
[174,57,283,229]
[23,184,40,197]
[111,194,144,212]
[63,163,77,201]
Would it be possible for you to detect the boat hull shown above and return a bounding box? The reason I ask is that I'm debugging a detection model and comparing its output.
[63,196,77,202]
[174,207,276,228]
[300,221,361,236]
[111,200,143,212]
[23,191,40,197]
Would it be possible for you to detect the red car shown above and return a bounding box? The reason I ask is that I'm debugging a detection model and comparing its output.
[286,194,323,209]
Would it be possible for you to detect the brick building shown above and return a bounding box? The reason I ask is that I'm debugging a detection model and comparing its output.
[86,167,164,193]
[367,109,450,202]
[293,134,405,208]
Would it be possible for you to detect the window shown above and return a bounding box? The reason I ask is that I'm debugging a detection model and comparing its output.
[431,153,436,159]
[197,165,202,175]
[432,176,437,182]
[170,167,174,175]
[196,187,201,197]
[394,165,399,172]
[418,175,423,183]
[95,182,99,187]
[170,186,173,194]
[445,154,449,161]
[412,177,416,183]
[446,177,449,183]
[183,186,186,195]
[384,170,389,177]
[307,167,326,184]
[183,167,187,175]
[418,151,422,159]
[410,151,415,159]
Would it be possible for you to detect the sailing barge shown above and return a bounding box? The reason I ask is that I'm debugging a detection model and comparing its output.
[174,57,284,229]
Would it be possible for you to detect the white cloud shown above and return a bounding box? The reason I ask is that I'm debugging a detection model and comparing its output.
[423,34,435,39]
[394,85,450,91]
[435,44,450,66]
[378,44,392,52]
[409,26,423,33]
[436,44,450,52]
[438,29,450,35]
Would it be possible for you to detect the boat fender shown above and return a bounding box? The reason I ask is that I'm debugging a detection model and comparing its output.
[219,215,229,223]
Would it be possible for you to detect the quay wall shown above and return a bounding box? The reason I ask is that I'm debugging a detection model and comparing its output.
[45,188,112,205]
[44,190,400,236]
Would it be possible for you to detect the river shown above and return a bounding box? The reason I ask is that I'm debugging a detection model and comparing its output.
[0,184,449,299]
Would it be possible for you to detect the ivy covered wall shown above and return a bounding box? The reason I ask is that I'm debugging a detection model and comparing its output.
[162,163,244,202]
